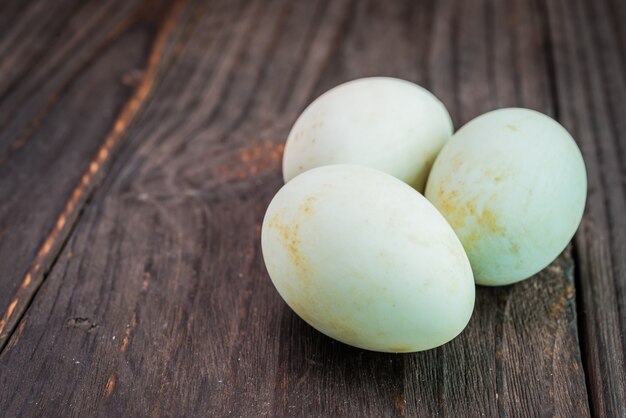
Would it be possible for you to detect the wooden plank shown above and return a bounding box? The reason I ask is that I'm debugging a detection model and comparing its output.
[0,0,172,347]
[545,0,626,415]
[0,0,140,148]
[0,0,603,415]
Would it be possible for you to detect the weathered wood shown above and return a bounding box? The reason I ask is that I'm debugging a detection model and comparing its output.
[0,0,622,416]
[545,0,626,415]
[0,0,168,347]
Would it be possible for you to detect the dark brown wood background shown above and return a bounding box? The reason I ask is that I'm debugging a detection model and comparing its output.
[0,0,624,416]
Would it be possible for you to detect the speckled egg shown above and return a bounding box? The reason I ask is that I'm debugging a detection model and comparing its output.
[282,77,453,192]
[262,164,475,352]
[425,108,587,286]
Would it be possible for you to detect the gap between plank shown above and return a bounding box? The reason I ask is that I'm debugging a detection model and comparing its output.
[0,0,187,353]
[572,236,595,415]
[535,0,592,412]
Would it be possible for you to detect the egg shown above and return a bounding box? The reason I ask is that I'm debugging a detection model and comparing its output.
[282,77,453,192]
[262,164,475,352]
[425,108,587,286]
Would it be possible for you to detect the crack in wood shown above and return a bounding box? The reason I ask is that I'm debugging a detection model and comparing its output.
[0,0,187,352]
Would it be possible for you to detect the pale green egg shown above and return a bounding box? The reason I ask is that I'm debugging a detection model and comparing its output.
[262,164,475,352]
[282,77,453,192]
[425,108,587,286]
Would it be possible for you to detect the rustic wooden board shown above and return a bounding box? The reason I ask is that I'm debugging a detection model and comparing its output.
[0,0,623,416]
[0,0,162,346]
[546,0,626,414]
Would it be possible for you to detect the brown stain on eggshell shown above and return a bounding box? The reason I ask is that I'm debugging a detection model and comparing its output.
[292,301,366,348]
[430,154,509,287]
[267,195,318,288]
[290,301,315,325]
[269,195,378,348]
[434,157,514,258]
[300,196,316,215]
[327,318,358,339]
[479,208,505,235]
[388,345,412,353]
[268,214,309,285]
[437,186,508,255]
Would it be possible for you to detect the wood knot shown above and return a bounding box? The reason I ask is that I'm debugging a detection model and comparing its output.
[66,317,99,333]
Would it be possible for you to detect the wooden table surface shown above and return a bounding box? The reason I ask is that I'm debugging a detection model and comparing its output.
[0,0,624,416]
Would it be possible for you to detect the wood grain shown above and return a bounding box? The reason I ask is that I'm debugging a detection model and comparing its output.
[546,0,626,414]
[0,0,171,347]
[0,0,622,416]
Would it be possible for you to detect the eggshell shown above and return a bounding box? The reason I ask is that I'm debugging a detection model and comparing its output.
[262,164,475,352]
[282,77,453,192]
[425,108,587,286]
